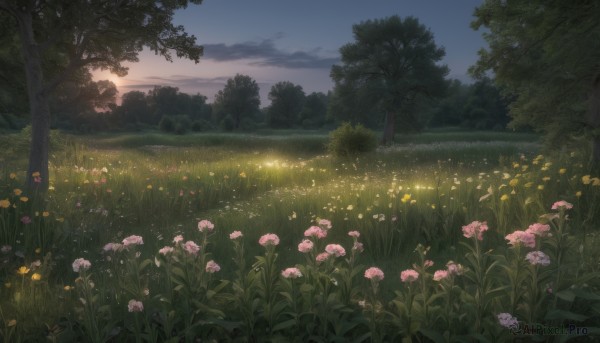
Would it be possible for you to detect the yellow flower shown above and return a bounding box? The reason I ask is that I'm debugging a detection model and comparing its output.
[13,188,22,196]
[537,185,544,190]
[32,171,40,177]
[239,172,247,178]
[31,273,41,281]
[146,184,152,190]
[542,176,551,182]
[410,199,417,205]
[42,211,50,217]
[35,248,41,254]
[509,179,519,187]
[592,177,600,186]
[524,182,533,188]
[83,180,90,184]
[56,217,65,223]
[512,163,520,168]
[17,266,30,275]
[20,196,29,202]
[559,168,566,174]
[576,191,582,197]
[0,199,10,208]
[582,175,591,184]
[500,194,509,201]
[401,194,412,203]
[64,285,72,291]
[9,173,16,179]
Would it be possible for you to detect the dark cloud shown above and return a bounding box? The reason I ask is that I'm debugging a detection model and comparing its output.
[202,38,339,69]
[121,76,230,90]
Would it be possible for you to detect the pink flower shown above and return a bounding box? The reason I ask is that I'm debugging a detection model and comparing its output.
[352,242,364,253]
[183,240,200,255]
[551,200,573,210]
[159,246,174,255]
[424,260,434,268]
[205,260,221,273]
[173,235,184,244]
[462,221,489,240]
[20,216,32,224]
[364,267,385,281]
[122,235,144,247]
[446,262,464,276]
[325,244,346,257]
[348,231,360,238]
[128,299,144,312]
[400,269,419,283]
[198,220,215,232]
[433,270,449,281]
[34,176,42,183]
[318,219,332,230]
[497,313,518,329]
[526,223,550,237]
[525,251,551,266]
[304,226,327,239]
[72,258,91,273]
[281,267,303,279]
[259,233,280,247]
[297,239,314,253]
[229,231,243,240]
[505,230,536,248]
[103,243,115,252]
[316,252,330,263]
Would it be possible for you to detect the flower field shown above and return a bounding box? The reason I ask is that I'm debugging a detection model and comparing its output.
[1,131,599,342]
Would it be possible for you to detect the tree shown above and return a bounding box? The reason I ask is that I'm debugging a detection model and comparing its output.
[267,81,305,128]
[471,1,600,165]
[213,74,260,130]
[331,15,448,144]
[299,92,328,128]
[0,0,203,190]
[117,91,149,127]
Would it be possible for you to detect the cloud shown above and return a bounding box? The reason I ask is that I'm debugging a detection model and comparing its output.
[121,76,230,90]
[202,38,339,69]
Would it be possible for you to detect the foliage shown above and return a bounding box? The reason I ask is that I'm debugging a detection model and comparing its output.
[331,15,448,143]
[267,81,306,128]
[299,92,329,129]
[213,74,261,130]
[471,0,600,163]
[158,116,175,133]
[327,123,377,157]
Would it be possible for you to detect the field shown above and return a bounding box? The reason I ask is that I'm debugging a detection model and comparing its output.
[1,130,599,342]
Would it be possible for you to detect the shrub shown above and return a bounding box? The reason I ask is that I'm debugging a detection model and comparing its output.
[159,116,175,132]
[221,115,235,132]
[191,119,213,132]
[327,122,377,157]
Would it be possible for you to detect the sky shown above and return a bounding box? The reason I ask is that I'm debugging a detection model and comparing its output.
[93,0,486,105]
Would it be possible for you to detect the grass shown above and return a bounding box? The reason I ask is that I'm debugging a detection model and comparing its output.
[0,129,599,342]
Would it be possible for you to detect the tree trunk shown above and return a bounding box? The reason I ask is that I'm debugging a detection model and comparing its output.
[589,74,600,172]
[16,8,50,191]
[381,111,396,145]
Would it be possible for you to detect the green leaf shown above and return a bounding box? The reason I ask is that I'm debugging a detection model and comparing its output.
[544,309,588,322]
[555,289,576,302]
[272,319,297,332]
[419,328,446,343]
[572,288,600,301]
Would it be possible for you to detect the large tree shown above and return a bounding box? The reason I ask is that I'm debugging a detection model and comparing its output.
[267,81,305,128]
[331,15,448,144]
[0,0,203,190]
[471,1,600,166]
[213,74,260,130]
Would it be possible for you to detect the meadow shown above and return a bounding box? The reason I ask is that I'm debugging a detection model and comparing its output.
[0,129,599,342]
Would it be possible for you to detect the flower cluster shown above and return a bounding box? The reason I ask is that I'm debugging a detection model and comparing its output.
[400,269,419,283]
[461,221,488,240]
[198,220,215,233]
[259,233,280,247]
[525,251,551,266]
[281,267,303,279]
[72,258,91,273]
[364,267,384,282]
[505,230,536,248]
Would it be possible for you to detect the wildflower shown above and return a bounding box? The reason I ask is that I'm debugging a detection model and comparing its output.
[281,267,303,279]
[433,270,449,281]
[205,260,221,273]
[446,261,464,276]
[401,194,411,203]
[297,239,314,253]
[17,266,30,275]
[1,245,11,254]
[551,200,573,210]
[559,168,566,174]
[424,260,434,268]
[304,226,327,239]
[198,220,215,232]
[20,216,32,224]
[509,179,519,187]
[229,231,243,240]
[31,260,41,268]
[400,269,419,283]
[13,189,22,196]
[146,185,152,190]
[318,218,332,229]
[20,196,29,202]
[31,273,41,281]
[346,205,354,210]
[158,246,174,255]
[122,235,144,247]
[183,241,200,255]
[505,230,536,248]
[537,185,544,190]
[497,313,519,329]
[0,199,10,208]
[500,194,509,201]
[42,211,49,217]
[64,285,72,291]
[461,221,489,240]
[173,235,184,244]
[128,299,144,312]
[259,233,280,247]
[525,223,550,237]
[525,251,551,266]
[352,242,364,253]
[582,175,591,184]
[72,258,91,273]
[32,171,40,177]
[9,173,16,179]
[348,231,360,238]
[325,244,346,257]
[576,191,582,197]
[316,252,329,263]
[364,267,384,281]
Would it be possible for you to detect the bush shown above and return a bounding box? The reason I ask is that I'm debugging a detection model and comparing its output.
[191,119,213,132]
[159,116,175,132]
[221,115,235,132]
[327,122,377,157]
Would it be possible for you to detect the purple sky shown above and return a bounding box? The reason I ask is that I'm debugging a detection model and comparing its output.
[93,0,485,105]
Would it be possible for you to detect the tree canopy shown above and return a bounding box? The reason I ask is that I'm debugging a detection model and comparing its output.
[0,0,204,189]
[267,81,305,128]
[213,74,261,130]
[471,0,600,164]
[331,15,448,144]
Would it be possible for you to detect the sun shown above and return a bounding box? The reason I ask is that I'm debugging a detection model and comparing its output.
[92,69,121,88]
